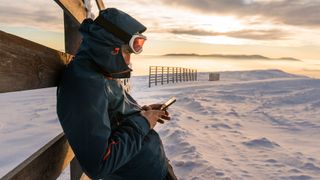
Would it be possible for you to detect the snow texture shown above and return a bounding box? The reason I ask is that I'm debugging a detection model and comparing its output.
[1,69,320,180]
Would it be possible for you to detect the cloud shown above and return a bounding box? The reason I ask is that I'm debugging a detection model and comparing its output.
[151,0,320,27]
[0,0,63,32]
[169,28,289,40]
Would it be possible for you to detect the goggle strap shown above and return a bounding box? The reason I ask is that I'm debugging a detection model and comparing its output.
[94,15,132,43]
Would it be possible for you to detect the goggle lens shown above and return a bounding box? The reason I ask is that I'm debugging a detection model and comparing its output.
[133,37,145,53]
[129,34,147,54]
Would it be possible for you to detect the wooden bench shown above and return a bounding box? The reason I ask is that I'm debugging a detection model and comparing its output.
[1,0,105,179]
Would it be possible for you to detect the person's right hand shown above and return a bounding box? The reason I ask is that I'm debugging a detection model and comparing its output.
[140,110,170,129]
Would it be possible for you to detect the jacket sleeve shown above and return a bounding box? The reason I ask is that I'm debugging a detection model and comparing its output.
[56,69,150,178]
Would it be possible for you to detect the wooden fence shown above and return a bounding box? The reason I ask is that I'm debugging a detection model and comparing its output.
[149,66,197,87]
[0,0,106,179]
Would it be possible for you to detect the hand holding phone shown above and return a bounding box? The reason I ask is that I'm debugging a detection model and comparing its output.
[160,97,176,111]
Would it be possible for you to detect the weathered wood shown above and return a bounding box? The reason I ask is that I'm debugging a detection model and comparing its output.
[95,0,105,10]
[54,0,87,24]
[0,30,72,93]
[1,133,74,180]
[64,12,82,55]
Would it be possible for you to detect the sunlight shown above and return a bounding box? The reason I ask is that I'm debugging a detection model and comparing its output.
[196,15,244,32]
[199,36,249,45]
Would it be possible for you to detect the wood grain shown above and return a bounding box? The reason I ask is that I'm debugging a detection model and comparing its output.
[95,0,105,10]
[54,0,87,24]
[0,31,72,93]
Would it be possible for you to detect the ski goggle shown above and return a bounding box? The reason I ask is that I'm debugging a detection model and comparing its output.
[128,34,147,54]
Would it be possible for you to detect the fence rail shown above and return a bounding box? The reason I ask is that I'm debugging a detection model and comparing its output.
[149,66,197,87]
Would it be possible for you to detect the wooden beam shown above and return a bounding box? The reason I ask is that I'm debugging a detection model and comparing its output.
[54,0,87,24]
[1,133,74,180]
[64,12,83,55]
[95,0,105,11]
[0,30,73,93]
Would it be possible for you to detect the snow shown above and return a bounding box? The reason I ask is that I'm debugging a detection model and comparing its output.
[1,69,320,179]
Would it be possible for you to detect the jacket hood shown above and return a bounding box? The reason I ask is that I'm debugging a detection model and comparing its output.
[76,8,147,78]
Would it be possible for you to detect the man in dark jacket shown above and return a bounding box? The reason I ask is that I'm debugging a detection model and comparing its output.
[57,8,177,180]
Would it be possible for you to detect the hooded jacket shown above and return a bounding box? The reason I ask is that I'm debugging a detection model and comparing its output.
[57,8,168,179]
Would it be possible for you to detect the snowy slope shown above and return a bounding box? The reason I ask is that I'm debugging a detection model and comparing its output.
[1,70,320,180]
[132,70,320,180]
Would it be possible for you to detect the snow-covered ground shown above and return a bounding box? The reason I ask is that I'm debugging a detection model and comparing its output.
[1,70,320,180]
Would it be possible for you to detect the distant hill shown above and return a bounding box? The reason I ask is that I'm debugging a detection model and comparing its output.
[163,53,301,61]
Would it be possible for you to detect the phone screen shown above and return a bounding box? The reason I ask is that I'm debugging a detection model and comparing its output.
[160,97,176,110]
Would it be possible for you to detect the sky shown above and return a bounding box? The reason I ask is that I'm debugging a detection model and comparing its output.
[0,0,320,59]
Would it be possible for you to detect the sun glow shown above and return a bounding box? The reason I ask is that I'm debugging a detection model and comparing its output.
[196,15,244,32]
[199,36,249,45]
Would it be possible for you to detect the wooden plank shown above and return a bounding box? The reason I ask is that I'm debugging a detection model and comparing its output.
[95,0,105,10]
[0,30,73,93]
[1,133,74,180]
[54,0,87,24]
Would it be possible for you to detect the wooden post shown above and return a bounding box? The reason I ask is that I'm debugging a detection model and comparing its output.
[54,0,87,24]
[55,0,88,178]
[155,66,158,86]
[173,67,175,83]
[161,67,164,85]
[65,13,85,180]
[191,70,193,81]
[185,69,187,81]
[171,67,174,83]
[64,13,82,55]
[149,66,151,87]
[95,0,105,10]
[175,67,178,83]
[182,68,185,81]
[167,67,169,84]
[196,70,197,81]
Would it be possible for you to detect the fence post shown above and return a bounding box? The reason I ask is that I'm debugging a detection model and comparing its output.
[179,68,181,82]
[185,68,187,81]
[191,70,193,81]
[63,13,82,55]
[161,67,164,85]
[175,67,177,83]
[155,66,158,86]
[195,70,197,81]
[187,69,189,81]
[63,6,84,179]
[183,68,186,81]
[171,67,174,83]
[167,67,170,84]
[149,66,151,87]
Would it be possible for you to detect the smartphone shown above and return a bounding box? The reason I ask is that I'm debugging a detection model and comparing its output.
[160,97,176,110]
